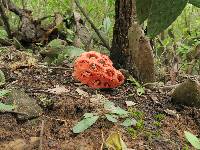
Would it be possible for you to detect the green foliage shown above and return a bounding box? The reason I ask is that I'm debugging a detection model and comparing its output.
[154,113,165,121]
[0,90,9,97]
[105,114,118,123]
[128,76,145,96]
[121,118,137,127]
[72,96,135,133]
[0,90,14,111]
[148,0,187,37]
[136,0,200,37]
[0,102,15,111]
[184,131,200,149]
[72,113,99,133]
[136,0,152,23]
[189,0,200,8]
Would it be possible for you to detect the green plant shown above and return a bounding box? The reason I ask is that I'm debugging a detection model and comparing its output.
[136,0,200,37]
[154,113,165,122]
[0,90,9,97]
[128,75,145,96]
[72,96,134,133]
[184,131,200,149]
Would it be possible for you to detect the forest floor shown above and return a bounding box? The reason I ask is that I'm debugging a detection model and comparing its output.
[0,48,199,150]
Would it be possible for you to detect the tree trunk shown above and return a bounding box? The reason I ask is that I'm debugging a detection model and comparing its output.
[111,0,155,83]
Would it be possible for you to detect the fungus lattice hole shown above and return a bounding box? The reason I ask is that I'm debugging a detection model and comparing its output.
[106,69,115,77]
[82,70,91,77]
[86,53,99,59]
[89,63,102,72]
[117,74,124,82]
[98,59,106,65]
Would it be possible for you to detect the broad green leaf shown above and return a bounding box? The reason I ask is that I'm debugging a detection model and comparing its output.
[184,131,200,149]
[104,100,115,110]
[72,115,99,133]
[189,0,200,8]
[121,118,137,127]
[83,113,94,118]
[111,107,129,116]
[147,0,187,38]
[0,102,15,111]
[0,90,9,97]
[0,70,6,86]
[136,0,152,23]
[105,114,118,123]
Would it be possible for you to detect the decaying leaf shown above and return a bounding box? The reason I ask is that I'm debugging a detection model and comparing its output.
[125,101,136,107]
[105,132,128,150]
[75,88,89,97]
[47,85,70,94]
[2,137,40,150]
[0,69,6,86]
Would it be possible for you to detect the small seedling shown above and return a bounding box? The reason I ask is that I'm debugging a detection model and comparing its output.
[0,90,10,97]
[154,113,165,121]
[128,75,145,96]
[72,95,135,133]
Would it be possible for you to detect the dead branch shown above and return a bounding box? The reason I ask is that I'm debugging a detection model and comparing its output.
[0,1,12,38]
[74,0,110,50]
[2,0,27,17]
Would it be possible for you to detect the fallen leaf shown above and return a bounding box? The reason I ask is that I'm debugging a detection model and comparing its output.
[47,85,70,94]
[3,137,40,150]
[125,101,136,107]
[164,109,179,119]
[105,132,128,150]
[75,88,89,97]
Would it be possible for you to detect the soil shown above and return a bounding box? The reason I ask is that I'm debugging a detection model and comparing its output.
[0,48,199,150]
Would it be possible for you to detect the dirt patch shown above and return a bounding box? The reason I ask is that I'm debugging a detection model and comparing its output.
[0,50,199,150]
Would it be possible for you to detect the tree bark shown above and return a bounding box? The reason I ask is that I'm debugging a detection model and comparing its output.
[111,0,155,83]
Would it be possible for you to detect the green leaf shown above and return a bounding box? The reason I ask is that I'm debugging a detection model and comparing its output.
[136,0,152,23]
[147,0,187,38]
[0,70,6,86]
[104,100,115,110]
[111,107,129,116]
[72,115,99,133]
[83,113,94,118]
[184,131,200,149]
[137,87,145,96]
[189,0,200,8]
[0,102,15,111]
[105,114,118,123]
[121,118,137,127]
[0,90,9,97]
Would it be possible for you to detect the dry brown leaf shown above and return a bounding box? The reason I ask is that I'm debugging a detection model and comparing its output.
[75,88,89,97]
[47,85,70,94]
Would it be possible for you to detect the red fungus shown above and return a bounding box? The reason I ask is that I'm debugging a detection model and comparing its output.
[73,51,124,88]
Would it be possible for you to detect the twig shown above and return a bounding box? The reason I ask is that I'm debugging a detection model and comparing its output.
[39,120,44,150]
[0,1,12,38]
[74,0,110,50]
[0,110,28,116]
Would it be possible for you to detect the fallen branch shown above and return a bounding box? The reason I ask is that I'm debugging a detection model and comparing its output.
[74,0,110,50]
